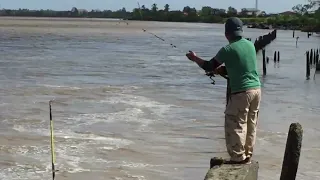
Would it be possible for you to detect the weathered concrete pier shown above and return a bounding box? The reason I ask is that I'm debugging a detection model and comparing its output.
[204,158,259,180]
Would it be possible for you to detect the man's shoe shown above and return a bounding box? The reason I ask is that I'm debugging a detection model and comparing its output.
[224,157,251,165]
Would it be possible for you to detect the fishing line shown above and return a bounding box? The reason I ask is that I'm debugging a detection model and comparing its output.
[136,1,186,53]
[136,1,228,84]
[49,100,58,180]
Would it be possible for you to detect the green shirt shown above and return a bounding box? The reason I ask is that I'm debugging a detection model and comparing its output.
[214,38,261,93]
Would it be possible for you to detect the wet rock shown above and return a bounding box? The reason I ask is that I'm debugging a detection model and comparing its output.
[204,158,259,180]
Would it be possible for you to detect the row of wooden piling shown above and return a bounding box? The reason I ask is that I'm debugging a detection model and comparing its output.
[254,30,277,52]
[306,48,320,80]
[261,47,320,79]
[292,30,313,39]
[262,50,280,76]
[309,49,319,66]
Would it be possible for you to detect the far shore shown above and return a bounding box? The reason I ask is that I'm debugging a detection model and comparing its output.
[3,16,319,33]
[0,16,298,32]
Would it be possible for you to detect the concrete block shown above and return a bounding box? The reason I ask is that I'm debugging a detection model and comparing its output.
[204,158,259,180]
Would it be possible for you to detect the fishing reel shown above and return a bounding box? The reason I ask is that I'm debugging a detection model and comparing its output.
[205,71,216,85]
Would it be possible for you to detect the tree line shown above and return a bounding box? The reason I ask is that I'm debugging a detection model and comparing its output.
[0,1,319,30]
[0,5,262,23]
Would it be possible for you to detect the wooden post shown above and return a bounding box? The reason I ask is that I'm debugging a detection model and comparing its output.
[309,49,313,64]
[293,30,295,38]
[307,51,310,80]
[316,49,319,65]
[263,49,267,76]
[311,50,317,66]
[280,123,303,180]
[314,49,317,65]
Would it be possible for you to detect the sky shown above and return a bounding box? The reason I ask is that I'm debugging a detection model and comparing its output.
[0,0,310,14]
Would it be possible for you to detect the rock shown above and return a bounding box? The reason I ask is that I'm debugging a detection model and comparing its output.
[204,158,259,180]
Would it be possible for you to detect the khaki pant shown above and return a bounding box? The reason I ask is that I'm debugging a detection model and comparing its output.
[224,88,261,162]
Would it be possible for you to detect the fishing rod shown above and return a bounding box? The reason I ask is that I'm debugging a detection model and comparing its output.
[136,1,227,85]
[49,100,58,180]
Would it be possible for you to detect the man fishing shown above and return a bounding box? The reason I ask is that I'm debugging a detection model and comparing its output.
[186,17,261,164]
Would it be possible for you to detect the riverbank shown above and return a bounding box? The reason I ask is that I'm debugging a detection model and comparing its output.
[244,22,320,32]
[1,15,319,32]
[1,9,320,32]
[240,17,320,32]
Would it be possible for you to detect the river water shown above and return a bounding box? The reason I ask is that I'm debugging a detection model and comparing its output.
[0,17,319,180]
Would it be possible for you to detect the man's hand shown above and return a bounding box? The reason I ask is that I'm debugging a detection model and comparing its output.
[186,51,197,61]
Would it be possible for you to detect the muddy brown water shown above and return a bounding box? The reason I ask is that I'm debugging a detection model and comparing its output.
[0,17,320,180]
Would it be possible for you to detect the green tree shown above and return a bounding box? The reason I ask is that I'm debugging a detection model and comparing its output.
[304,0,316,10]
[227,6,237,16]
[240,8,248,16]
[292,4,307,14]
[151,3,158,12]
[201,6,212,16]
[315,7,320,25]
[71,7,79,16]
[2,1,320,29]
[183,6,191,13]
[164,4,170,12]
[186,7,198,22]
[132,8,141,19]
[292,0,316,15]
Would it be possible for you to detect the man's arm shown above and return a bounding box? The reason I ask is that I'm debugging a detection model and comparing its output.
[186,47,228,75]
[193,56,223,73]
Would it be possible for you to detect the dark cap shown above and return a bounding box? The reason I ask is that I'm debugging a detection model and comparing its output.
[225,17,243,37]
